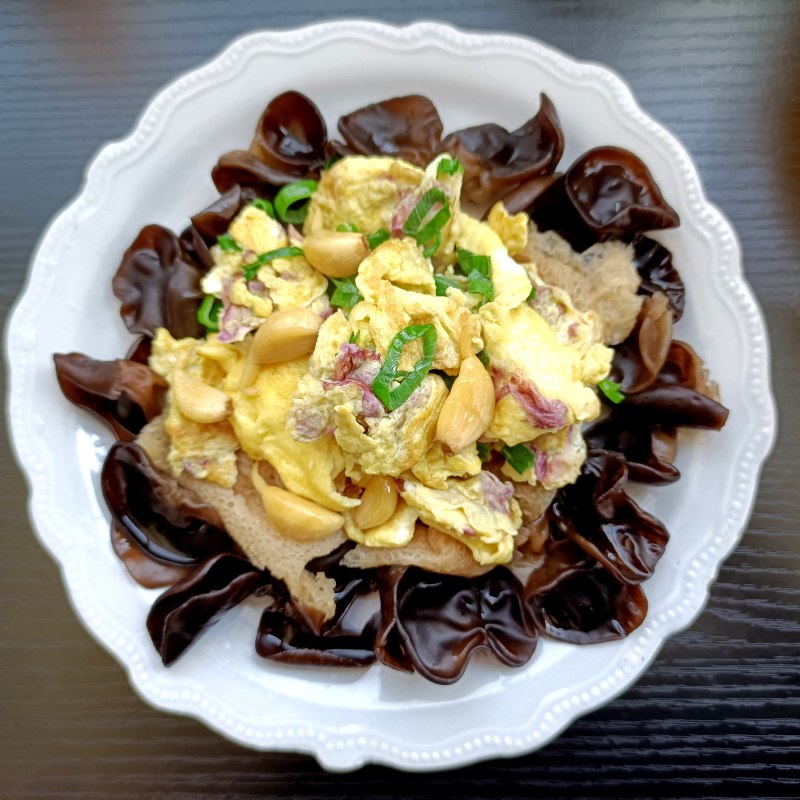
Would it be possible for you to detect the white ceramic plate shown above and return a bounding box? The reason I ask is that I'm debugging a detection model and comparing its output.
[6,21,776,771]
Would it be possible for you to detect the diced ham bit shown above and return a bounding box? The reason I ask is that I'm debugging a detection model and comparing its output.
[463,526,477,538]
[494,372,568,431]
[323,343,384,418]
[216,276,262,343]
[333,343,381,382]
[480,471,515,515]
[391,191,419,237]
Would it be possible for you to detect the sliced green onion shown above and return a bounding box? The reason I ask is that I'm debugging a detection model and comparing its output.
[598,378,625,404]
[197,295,222,332]
[337,222,359,233]
[501,442,536,475]
[366,229,391,250]
[217,233,241,252]
[348,331,360,344]
[468,269,495,303]
[528,286,537,301]
[477,349,490,368]
[329,276,362,311]
[456,247,491,277]
[373,324,437,411]
[434,274,460,296]
[476,442,492,462]
[274,179,318,224]
[252,198,275,218]
[437,157,464,177]
[403,188,451,258]
[242,245,304,281]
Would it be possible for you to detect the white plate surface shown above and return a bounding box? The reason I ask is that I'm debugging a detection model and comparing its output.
[5,21,776,771]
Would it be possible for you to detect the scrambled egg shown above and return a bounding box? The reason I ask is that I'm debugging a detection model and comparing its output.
[401,473,522,565]
[151,151,616,571]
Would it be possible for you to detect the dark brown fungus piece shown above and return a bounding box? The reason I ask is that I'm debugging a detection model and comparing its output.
[191,184,259,244]
[54,353,166,441]
[528,146,680,251]
[255,543,378,667]
[125,335,153,365]
[631,236,685,321]
[249,91,327,176]
[584,417,680,485]
[211,150,300,194]
[147,554,263,665]
[526,559,648,645]
[375,567,536,684]
[620,341,729,430]
[112,224,204,339]
[611,291,674,393]
[439,93,564,207]
[111,523,195,589]
[549,450,669,585]
[101,442,235,566]
[497,173,561,216]
[337,95,444,167]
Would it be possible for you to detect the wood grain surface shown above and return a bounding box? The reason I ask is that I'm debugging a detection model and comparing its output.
[1,1,798,797]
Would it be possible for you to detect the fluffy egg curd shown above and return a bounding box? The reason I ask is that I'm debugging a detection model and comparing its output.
[148,153,614,571]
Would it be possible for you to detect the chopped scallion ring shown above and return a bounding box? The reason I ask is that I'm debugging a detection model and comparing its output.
[501,442,536,475]
[216,233,241,252]
[456,247,491,277]
[598,378,625,404]
[274,179,318,224]
[252,198,275,218]
[437,157,464,177]
[468,269,494,302]
[402,188,451,258]
[366,229,390,249]
[476,442,492,462]
[242,245,304,281]
[197,295,222,332]
[337,222,359,233]
[372,324,437,411]
[434,274,460,296]
[329,276,362,311]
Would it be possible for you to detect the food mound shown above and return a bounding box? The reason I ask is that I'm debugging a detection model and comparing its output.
[54,92,729,684]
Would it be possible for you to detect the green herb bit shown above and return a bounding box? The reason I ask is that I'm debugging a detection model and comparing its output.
[330,276,362,311]
[252,198,275,218]
[528,286,537,301]
[476,442,492,462]
[217,233,241,253]
[373,324,438,411]
[468,269,494,303]
[456,247,491,278]
[403,188,451,258]
[437,157,464,177]
[501,442,536,475]
[197,295,222,333]
[366,229,390,250]
[242,245,304,281]
[274,179,318,224]
[434,274,460,297]
[349,331,360,344]
[598,378,625,405]
[337,222,359,233]
[477,349,490,368]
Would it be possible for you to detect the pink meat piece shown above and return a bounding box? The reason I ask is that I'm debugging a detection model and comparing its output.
[494,371,568,430]
[323,343,384,418]
[479,471,515,515]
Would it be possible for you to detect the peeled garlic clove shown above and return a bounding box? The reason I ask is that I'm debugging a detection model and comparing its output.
[249,307,322,365]
[353,475,398,530]
[172,369,231,424]
[251,465,344,541]
[436,355,495,453]
[303,231,370,278]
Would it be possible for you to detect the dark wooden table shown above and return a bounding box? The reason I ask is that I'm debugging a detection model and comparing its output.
[2,1,798,797]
